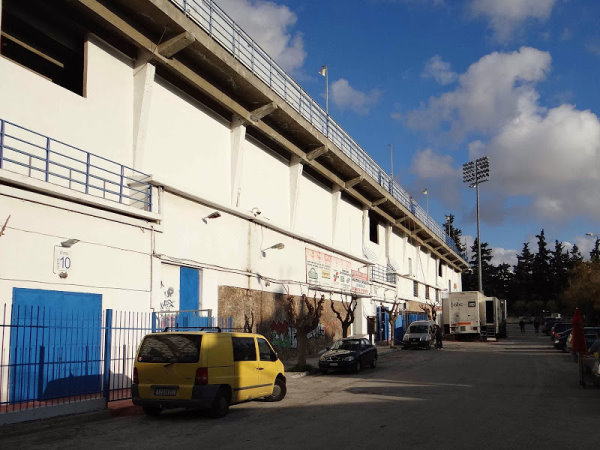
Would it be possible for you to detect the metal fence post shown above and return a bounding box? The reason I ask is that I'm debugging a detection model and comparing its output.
[103,309,113,402]
[151,311,157,333]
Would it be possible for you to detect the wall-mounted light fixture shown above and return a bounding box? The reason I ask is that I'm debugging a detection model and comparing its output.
[261,242,285,257]
[251,207,262,217]
[60,239,79,248]
[202,211,221,223]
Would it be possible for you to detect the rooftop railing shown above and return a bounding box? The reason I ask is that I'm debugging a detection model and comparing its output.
[172,0,465,261]
[0,119,152,211]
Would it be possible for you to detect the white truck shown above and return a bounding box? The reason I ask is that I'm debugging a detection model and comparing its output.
[443,291,484,338]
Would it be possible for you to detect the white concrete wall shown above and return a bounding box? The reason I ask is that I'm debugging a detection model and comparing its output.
[0,191,152,311]
[0,37,134,165]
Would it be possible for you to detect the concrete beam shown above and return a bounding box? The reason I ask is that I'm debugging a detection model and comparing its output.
[371,197,387,207]
[306,146,328,161]
[345,176,363,189]
[250,102,277,122]
[157,31,195,58]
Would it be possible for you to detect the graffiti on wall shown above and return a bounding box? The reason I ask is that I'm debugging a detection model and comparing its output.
[270,321,326,349]
[160,286,176,311]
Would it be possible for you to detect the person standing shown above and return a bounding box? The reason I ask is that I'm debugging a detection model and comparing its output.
[533,317,540,334]
[519,318,525,333]
[435,324,443,349]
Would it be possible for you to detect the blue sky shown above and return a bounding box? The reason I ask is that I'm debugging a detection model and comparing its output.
[215,0,600,266]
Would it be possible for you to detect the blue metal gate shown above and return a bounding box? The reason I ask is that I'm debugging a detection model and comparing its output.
[10,288,102,403]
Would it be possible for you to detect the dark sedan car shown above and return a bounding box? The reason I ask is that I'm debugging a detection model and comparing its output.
[319,337,377,374]
[553,329,571,350]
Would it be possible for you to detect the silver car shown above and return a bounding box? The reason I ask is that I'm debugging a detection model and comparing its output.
[402,320,436,349]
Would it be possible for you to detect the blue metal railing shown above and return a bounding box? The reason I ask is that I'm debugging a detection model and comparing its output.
[170,0,465,261]
[0,118,152,211]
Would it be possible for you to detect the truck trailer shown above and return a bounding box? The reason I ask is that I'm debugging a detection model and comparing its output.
[443,291,484,337]
[479,296,508,339]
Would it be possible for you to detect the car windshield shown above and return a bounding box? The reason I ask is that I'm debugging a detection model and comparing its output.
[409,325,428,333]
[331,339,361,350]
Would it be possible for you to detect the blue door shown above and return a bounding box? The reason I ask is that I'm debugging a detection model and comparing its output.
[178,267,210,329]
[10,288,102,403]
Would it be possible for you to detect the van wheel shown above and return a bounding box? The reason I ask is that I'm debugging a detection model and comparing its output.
[209,389,230,418]
[265,378,286,402]
[143,406,162,417]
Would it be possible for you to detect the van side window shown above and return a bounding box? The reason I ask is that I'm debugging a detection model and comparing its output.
[232,337,257,361]
[257,338,277,362]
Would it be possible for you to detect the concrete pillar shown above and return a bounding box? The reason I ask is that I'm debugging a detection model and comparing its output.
[361,207,369,252]
[289,155,303,230]
[132,61,155,171]
[331,186,342,246]
[230,115,247,207]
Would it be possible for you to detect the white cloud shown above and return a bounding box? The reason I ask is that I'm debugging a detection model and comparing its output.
[422,55,458,85]
[214,0,306,73]
[491,247,518,267]
[404,46,600,225]
[330,79,381,115]
[469,0,556,42]
[410,148,463,207]
[404,47,552,139]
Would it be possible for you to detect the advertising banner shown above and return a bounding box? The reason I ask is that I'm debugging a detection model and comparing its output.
[305,248,369,295]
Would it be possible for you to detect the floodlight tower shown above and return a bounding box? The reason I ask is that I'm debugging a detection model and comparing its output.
[462,156,490,293]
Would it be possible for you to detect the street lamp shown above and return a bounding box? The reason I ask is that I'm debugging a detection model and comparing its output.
[423,188,429,216]
[319,65,328,114]
[463,156,490,293]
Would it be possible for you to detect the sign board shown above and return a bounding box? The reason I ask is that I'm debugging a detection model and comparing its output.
[53,247,72,273]
[305,248,352,291]
[351,270,370,295]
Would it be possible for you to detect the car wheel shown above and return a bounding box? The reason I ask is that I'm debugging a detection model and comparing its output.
[354,360,362,373]
[265,378,287,402]
[209,388,230,418]
[370,358,377,369]
[142,406,162,417]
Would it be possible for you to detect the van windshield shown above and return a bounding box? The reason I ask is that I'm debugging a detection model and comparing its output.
[409,325,428,333]
[138,334,202,363]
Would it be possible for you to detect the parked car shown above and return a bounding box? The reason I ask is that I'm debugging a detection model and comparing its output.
[402,320,436,349]
[132,329,286,417]
[542,317,561,335]
[553,329,571,350]
[565,327,600,354]
[550,321,572,340]
[319,337,377,374]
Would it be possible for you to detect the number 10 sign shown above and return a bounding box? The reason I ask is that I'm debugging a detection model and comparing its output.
[54,246,73,273]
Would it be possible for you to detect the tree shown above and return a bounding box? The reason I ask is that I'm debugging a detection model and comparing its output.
[286,293,324,366]
[330,295,357,338]
[510,242,534,306]
[569,244,583,267]
[562,261,600,324]
[532,229,551,304]
[387,301,403,347]
[487,263,512,300]
[462,238,493,293]
[590,238,600,262]
[549,240,570,308]
[443,214,466,254]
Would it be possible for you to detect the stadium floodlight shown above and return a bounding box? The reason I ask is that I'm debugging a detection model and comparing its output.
[462,156,491,293]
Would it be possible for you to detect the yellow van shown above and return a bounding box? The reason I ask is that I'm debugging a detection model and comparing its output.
[132,330,286,417]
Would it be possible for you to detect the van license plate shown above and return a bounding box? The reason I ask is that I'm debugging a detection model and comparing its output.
[154,388,177,396]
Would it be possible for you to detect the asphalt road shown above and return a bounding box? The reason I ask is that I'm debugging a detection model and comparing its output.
[1,324,598,450]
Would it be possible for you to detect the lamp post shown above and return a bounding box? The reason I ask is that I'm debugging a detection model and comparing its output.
[423,188,429,216]
[463,156,490,293]
[319,65,328,114]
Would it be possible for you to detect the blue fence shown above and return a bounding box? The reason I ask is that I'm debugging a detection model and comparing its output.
[0,118,153,211]
[169,0,466,261]
[0,304,230,413]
